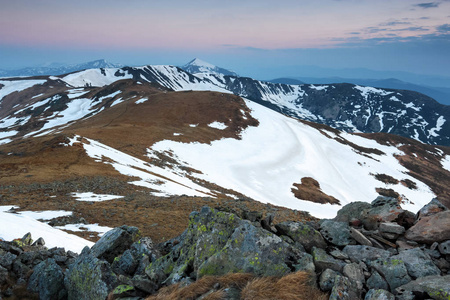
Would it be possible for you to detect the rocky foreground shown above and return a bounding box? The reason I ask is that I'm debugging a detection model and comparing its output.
[1,196,450,300]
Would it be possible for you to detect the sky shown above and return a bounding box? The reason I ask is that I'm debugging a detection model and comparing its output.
[1,0,450,80]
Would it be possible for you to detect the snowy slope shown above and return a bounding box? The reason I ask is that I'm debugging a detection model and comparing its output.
[63,100,437,219]
[0,206,94,253]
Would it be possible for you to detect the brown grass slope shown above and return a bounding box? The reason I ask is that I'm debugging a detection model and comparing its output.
[146,271,327,300]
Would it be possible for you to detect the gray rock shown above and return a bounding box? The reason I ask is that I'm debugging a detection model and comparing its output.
[392,248,441,279]
[0,252,17,269]
[320,220,355,246]
[349,228,373,246]
[418,198,448,219]
[197,221,293,277]
[0,265,8,285]
[90,225,141,263]
[361,196,404,230]
[343,262,365,284]
[367,270,389,291]
[319,268,339,292]
[364,289,395,300]
[131,274,158,294]
[275,221,327,252]
[293,251,315,273]
[342,245,391,263]
[334,201,371,223]
[439,240,450,255]
[31,237,45,247]
[12,260,30,279]
[330,248,349,260]
[312,247,345,273]
[394,275,450,300]
[64,246,118,300]
[329,275,361,300]
[27,258,66,300]
[112,249,138,276]
[367,257,412,291]
[405,211,450,244]
[379,222,405,235]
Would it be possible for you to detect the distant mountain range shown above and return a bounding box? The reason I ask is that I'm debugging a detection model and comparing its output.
[270,77,450,105]
[181,58,238,77]
[0,59,123,78]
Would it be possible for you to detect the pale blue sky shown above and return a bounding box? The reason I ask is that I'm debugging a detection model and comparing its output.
[1,0,449,79]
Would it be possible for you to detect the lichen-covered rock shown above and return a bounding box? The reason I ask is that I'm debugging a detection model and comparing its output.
[392,248,441,279]
[361,196,404,230]
[367,257,412,291]
[405,211,450,244]
[90,225,140,263]
[364,289,394,300]
[145,207,245,286]
[27,258,66,300]
[64,247,118,300]
[0,265,8,285]
[367,270,389,291]
[329,275,361,300]
[197,221,293,277]
[275,221,327,252]
[319,268,339,292]
[111,249,138,276]
[109,284,135,300]
[342,245,391,263]
[312,247,345,273]
[320,220,355,246]
[394,275,450,300]
[131,274,158,294]
[293,251,315,273]
[334,201,371,223]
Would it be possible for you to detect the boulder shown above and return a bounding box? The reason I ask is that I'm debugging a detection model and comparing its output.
[349,228,373,246]
[364,289,395,300]
[293,251,315,273]
[366,270,389,291]
[367,257,412,291]
[379,222,405,235]
[312,247,345,273]
[342,245,391,263]
[392,248,441,279]
[405,211,450,244]
[0,265,8,285]
[197,221,294,277]
[319,268,339,292]
[320,220,355,246]
[343,262,365,284]
[418,198,448,219]
[27,258,66,300]
[329,275,361,300]
[90,225,141,263]
[0,252,17,270]
[334,201,371,223]
[275,221,327,252]
[361,196,404,230]
[394,275,450,300]
[64,247,118,300]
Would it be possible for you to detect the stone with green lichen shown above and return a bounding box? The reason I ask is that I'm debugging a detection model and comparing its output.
[275,221,326,252]
[392,248,440,279]
[367,257,411,291]
[64,246,118,300]
[197,221,292,277]
[312,247,345,273]
[394,275,450,300]
[111,284,135,299]
[145,206,243,285]
[91,225,141,264]
[27,258,66,300]
[365,289,395,300]
[320,220,355,247]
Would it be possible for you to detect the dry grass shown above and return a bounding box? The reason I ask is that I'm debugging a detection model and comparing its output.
[291,177,340,205]
[146,272,326,300]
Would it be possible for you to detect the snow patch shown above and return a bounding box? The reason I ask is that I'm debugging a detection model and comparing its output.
[208,121,227,130]
[71,192,124,202]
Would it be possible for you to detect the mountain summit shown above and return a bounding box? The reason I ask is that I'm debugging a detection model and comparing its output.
[181,58,238,77]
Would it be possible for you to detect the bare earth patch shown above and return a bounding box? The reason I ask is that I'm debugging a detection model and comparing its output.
[291,177,341,205]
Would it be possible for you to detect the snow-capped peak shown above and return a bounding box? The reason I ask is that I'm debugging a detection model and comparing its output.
[187,58,216,69]
[181,58,238,77]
